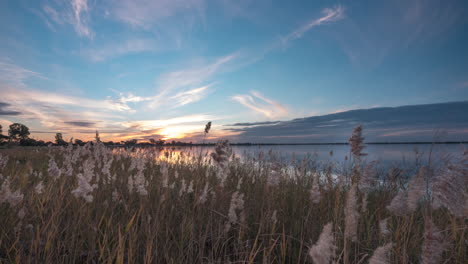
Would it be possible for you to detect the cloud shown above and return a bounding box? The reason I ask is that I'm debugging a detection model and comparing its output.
[282,5,345,46]
[1,87,132,112]
[149,53,237,108]
[159,54,235,92]
[121,114,214,130]
[0,60,43,87]
[224,101,468,143]
[226,121,280,127]
[63,121,97,127]
[0,102,21,116]
[331,0,465,68]
[81,38,158,62]
[238,5,346,68]
[0,83,133,133]
[42,0,93,38]
[120,114,215,139]
[108,0,204,29]
[169,85,211,108]
[232,91,288,119]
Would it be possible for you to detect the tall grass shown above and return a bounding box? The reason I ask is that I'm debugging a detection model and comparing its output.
[0,128,467,263]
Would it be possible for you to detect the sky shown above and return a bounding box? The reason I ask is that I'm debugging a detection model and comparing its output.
[1,0,468,142]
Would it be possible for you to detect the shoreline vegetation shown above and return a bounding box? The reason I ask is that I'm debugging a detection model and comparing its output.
[1,122,467,148]
[0,125,467,263]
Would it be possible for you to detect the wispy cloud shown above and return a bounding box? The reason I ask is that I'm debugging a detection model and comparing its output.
[71,0,92,37]
[81,38,158,62]
[232,91,288,119]
[282,5,345,46]
[0,81,132,133]
[149,53,237,108]
[121,114,214,130]
[239,5,346,68]
[0,60,43,87]
[159,54,235,92]
[331,1,464,68]
[108,0,204,29]
[170,85,212,108]
[42,0,93,38]
[1,88,132,112]
[114,92,154,104]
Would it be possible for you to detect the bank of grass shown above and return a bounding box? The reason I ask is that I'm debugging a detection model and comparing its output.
[0,142,466,263]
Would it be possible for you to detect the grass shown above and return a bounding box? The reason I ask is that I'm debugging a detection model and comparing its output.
[0,140,466,263]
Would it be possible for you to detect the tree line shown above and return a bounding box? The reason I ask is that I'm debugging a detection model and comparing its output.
[0,123,197,147]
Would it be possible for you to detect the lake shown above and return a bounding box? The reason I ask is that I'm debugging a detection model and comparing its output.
[159,143,467,168]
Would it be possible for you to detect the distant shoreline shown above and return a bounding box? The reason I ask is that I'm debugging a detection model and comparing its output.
[194,141,468,146]
[1,141,466,149]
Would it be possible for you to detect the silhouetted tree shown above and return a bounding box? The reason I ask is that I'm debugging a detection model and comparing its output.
[75,139,85,146]
[149,138,157,145]
[124,139,137,146]
[8,123,30,142]
[104,141,114,146]
[0,124,4,143]
[20,138,41,146]
[55,133,67,146]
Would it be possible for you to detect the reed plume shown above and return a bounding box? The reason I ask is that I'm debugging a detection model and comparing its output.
[379,217,390,237]
[369,243,393,264]
[432,155,467,218]
[387,191,409,216]
[344,183,359,242]
[225,190,245,232]
[0,179,23,207]
[349,125,367,158]
[308,222,336,264]
[421,218,447,264]
[406,166,427,212]
[310,175,321,204]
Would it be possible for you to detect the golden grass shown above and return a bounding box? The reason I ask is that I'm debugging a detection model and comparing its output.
[0,143,466,263]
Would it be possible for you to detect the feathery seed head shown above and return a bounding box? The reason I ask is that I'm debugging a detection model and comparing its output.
[369,243,393,264]
[308,222,336,264]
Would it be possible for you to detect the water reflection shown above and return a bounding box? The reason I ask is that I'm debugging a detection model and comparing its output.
[127,143,466,168]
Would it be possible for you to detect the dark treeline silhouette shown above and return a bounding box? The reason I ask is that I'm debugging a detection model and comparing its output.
[1,122,467,147]
[0,122,198,147]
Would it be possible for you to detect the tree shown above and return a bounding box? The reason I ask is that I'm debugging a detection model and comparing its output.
[55,133,67,146]
[20,138,40,146]
[0,124,4,143]
[149,138,157,145]
[8,123,30,142]
[124,139,137,146]
[0,124,8,143]
[75,139,85,146]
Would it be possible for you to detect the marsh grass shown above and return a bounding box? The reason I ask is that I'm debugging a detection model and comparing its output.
[0,138,466,263]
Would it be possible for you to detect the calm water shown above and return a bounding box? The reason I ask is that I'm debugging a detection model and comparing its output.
[162,143,467,167]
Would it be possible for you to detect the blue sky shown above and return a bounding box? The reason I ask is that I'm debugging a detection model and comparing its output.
[1,0,468,142]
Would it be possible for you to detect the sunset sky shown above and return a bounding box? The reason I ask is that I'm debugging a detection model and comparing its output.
[1,0,468,142]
